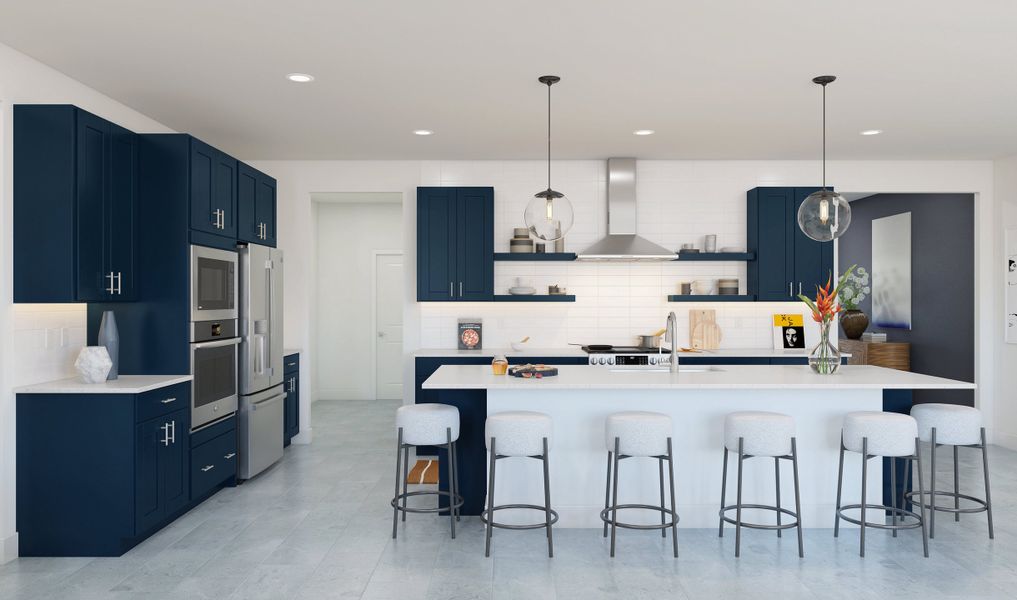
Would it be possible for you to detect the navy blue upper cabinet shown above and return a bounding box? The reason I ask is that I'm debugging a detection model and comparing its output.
[190,138,237,238]
[14,105,137,303]
[417,187,494,301]
[747,187,834,301]
[238,162,278,246]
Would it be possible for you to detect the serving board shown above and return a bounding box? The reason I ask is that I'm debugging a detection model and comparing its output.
[689,309,722,350]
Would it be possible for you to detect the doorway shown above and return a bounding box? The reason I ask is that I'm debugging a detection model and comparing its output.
[313,193,403,401]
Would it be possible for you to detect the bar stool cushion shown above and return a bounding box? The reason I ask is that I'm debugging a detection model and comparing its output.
[910,403,982,446]
[724,411,795,457]
[486,411,552,457]
[605,411,672,457]
[843,411,917,457]
[396,403,460,446]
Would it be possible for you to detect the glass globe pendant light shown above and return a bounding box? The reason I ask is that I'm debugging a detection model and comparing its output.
[524,75,574,242]
[797,75,852,242]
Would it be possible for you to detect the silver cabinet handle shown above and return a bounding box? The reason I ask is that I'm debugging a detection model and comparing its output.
[212,209,219,228]
[449,282,453,297]
[160,423,170,446]
[169,420,176,444]
[201,465,215,472]
[798,282,802,295]
[160,397,177,404]
[459,281,463,297]
[224,452,236,460]
[287,362,296,367]
[193,337,241,349]
[106,272,115,294]
[788,281,793,297]
[116,272,123,295]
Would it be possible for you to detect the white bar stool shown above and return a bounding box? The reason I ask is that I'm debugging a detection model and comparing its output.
[835,411,929,557]
[391,403,463,539]
[909,403,993,539]
[719,411,803,557]
[483,411,557,558]
[601,411,679,558]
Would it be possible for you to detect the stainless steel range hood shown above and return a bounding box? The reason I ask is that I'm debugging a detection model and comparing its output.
[576,158,676,261]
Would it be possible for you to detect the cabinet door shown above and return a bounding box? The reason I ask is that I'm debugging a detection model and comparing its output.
[237,163,260,243]
[108,124,138,300]
[190,139,220,234]
[416,188,457,301]
[256,173,277,247]
[75,111,110,301]
[135,417,165,534]
[214,152,238,237]
[160,410,189,516]
[455,188,494,301]
[750,188,796,301]
[284,374,299,446]
[792,187,835,298]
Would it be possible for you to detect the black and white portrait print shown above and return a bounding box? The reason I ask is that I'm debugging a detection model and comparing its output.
[782,326,805,349]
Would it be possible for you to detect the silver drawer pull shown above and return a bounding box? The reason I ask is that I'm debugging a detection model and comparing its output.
[224,452,236,460]
[287,362,296,367]
[160,397,177,404]
[201,465,215,472]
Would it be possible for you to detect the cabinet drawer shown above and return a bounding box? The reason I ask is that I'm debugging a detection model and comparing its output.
[136,382,190,423]
[283,353,299,375]
[191,429,236,500]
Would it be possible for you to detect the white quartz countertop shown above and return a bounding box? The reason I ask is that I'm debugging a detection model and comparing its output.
[413,347,837,359]
[422,365,974,391]
[15,375,192,395]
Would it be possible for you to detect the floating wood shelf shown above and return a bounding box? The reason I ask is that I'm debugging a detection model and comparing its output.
[667,295,757,302]
[493,295,576,302]
[671,252,755,261]
[494,253,577,261]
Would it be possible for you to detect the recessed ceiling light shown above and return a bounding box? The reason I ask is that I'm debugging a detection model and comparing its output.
[286,73,314,83]
[633,129,655,136]
[413,130,434,136]
[860,129,882,136]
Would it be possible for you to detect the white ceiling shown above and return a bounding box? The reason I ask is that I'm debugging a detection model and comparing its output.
[2,0,1016,160]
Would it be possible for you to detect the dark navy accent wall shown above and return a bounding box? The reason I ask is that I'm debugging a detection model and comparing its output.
[837,193,975,406]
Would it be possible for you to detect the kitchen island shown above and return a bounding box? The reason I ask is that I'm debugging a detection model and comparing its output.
[422,364,974,528]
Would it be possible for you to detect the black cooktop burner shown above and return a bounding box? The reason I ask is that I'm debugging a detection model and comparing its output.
[581,345,670,354]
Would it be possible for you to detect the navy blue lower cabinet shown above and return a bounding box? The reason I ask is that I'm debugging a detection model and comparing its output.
[17,386,196,556]
[284,352,300,446]
[190,417,238,500]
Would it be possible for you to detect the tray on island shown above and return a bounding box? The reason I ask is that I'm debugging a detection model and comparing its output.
[508,364,559,378]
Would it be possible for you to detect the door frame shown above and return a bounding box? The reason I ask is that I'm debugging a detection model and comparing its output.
[371,250,404,401]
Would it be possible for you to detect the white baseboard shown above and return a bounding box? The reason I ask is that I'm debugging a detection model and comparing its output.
[0,532,18,564]
[292,428,312,445]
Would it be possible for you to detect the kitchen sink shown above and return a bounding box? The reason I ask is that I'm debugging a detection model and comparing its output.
[608,367,724,373]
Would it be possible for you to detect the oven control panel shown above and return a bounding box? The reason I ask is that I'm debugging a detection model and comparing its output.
[587,353,672,367]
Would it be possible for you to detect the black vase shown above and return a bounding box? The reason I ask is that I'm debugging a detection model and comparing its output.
[840,309,869,340]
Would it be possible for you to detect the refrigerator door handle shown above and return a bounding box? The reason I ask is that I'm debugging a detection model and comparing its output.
[265,259,275,379]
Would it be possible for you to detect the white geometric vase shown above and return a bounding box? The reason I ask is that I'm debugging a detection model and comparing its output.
[74,346,113,384]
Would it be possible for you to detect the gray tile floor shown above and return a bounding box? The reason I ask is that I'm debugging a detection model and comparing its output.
[2,399,1016,599]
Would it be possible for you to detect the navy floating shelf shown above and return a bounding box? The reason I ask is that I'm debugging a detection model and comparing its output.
[672,252,755,261]
[494,253,577,261]
[494,294,576,302]
[667,295,757,302]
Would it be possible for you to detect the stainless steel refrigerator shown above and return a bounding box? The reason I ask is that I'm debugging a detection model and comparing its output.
[238,243,285,479]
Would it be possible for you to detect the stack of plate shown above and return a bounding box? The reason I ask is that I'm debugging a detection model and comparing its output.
[510,228,534,253]
[717,278,739,295]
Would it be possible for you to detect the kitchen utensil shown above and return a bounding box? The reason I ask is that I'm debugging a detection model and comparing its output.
[585,344,614,352]
[548,284,566,295]
[689,309,722,350]
[704,234,717,253]
[638,334,661,348]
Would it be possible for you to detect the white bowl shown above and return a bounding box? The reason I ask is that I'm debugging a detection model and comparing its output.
[511,341,530,351]
[508,287,536,295]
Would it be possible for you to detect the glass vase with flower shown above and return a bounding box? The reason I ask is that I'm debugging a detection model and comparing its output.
[798,266,855,374]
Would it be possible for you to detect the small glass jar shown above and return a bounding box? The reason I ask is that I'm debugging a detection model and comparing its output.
[492,355,508,375]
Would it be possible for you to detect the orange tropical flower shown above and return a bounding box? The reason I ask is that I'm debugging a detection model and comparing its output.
[798,267,853,324]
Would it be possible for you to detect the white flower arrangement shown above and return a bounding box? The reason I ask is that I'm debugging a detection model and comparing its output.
[839,266,870,310]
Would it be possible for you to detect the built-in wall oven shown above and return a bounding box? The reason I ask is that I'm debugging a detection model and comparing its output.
[190,244,240,430]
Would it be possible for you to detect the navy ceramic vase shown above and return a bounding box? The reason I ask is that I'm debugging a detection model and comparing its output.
[98,310,119,380]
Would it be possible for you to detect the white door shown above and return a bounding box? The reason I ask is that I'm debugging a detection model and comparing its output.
[375,253,404,400]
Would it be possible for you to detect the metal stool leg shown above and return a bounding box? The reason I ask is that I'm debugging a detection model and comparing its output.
[981,428,994,539]
[485,437,497,557]
[401,444,409,522]
[953,444,960,522]
[658,457,667,538]
[735,437,744,558]
[774,456,782,538]
[834,434,845,537]
[930,427,937,538]
[667,437,679,558]
[719,445,729,538]
[891,456,898,538]
[452,440,461,522]
[446,428,455,539]
[603,450,612,538]
[392,428,403,539]
[915,437,930,557]
[791,437,804,558]
[542,437,554,558]
[860,437,868,558]
[610,437,620,557]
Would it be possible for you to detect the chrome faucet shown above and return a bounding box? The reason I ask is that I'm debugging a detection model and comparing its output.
[665,311,679,373]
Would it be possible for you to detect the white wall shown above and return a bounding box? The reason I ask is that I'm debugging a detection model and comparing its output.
[314,200,403,400]
[994,155,1017,449]
[0,42,175,563]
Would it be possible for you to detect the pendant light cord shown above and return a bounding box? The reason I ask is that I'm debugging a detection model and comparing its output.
[822,81,826,190]
[546,80,552,191]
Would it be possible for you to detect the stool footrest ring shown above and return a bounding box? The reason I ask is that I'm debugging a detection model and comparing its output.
[903,490,989,515]
[599,504,679,531]
[719,504,799,531]
[480,504,559,530]
[837,503,923,530]
[390,490,464,515]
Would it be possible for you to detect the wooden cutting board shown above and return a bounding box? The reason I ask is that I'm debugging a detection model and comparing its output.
[689,309,722,350]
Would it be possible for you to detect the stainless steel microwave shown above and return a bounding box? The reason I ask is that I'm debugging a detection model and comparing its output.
[190,245,238,322]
